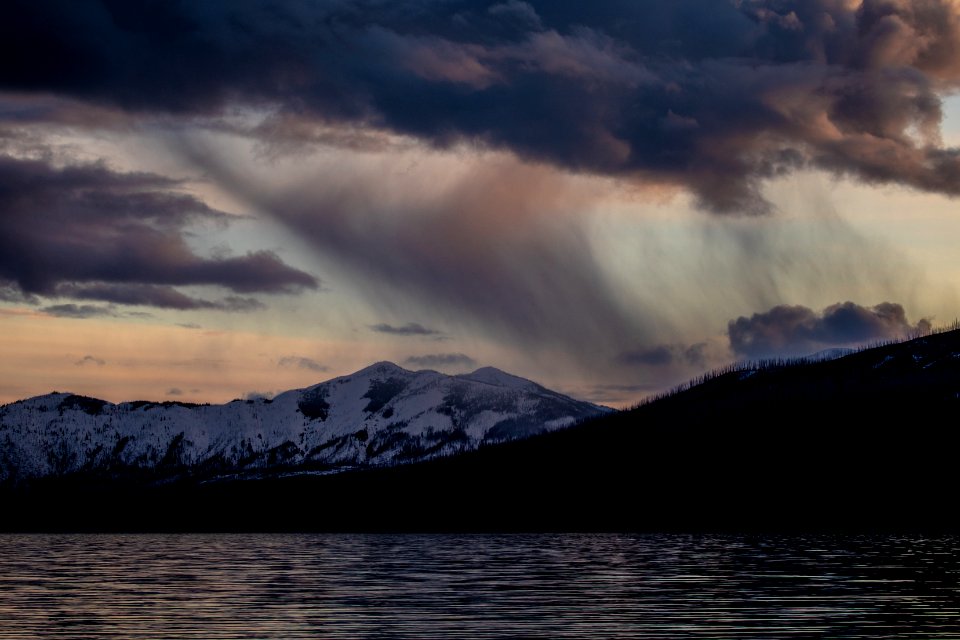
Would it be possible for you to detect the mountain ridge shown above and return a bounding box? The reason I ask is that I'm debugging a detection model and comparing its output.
[0,361,608,486]
[14,361,549,406]
[5,331,959,531]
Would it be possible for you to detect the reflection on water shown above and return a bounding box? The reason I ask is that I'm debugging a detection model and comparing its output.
[0,533,957,638]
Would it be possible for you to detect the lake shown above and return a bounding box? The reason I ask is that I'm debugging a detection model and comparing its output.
[0,533,957,638]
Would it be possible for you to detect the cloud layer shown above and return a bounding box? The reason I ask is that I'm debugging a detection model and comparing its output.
[2,1,957,405]
[3,0,960,212]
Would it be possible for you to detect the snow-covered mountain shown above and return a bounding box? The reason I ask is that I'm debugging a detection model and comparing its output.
[0,362,609,484]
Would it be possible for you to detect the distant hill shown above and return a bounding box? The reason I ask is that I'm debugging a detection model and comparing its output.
[4,329,959,532]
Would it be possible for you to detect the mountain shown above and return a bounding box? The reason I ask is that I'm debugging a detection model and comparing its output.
[5,329,959,532]
[0,362,607,486]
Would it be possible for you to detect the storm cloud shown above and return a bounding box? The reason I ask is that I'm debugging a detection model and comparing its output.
[3,0,960,212]
[728,300,932,358]
[2,1,957,406]
[0,154,317,308]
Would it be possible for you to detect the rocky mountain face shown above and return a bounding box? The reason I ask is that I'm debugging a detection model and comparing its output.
[0,362,608,485]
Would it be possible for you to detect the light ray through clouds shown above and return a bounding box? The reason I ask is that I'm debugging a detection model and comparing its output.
[1,0,959,406]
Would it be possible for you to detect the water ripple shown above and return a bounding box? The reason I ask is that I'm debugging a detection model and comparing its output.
[0,533,957,638]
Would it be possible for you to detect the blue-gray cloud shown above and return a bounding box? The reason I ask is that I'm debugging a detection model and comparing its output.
[369,322,443,337]
[0,155,318,308]
[41,304,117,319]
[56,283,265,312]
[728,301,932,358]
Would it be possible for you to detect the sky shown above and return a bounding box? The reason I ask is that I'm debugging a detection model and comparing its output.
[1,0,959,407]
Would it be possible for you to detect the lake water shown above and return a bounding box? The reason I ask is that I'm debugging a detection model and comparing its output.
[0,533,957,638]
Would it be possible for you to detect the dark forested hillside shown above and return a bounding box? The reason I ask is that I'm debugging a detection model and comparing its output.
[6,329,960,532]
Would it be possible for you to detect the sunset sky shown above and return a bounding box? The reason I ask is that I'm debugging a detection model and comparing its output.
[2,0,959,407]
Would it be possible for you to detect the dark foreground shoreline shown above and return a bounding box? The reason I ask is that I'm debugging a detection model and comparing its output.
[5,438,957,533]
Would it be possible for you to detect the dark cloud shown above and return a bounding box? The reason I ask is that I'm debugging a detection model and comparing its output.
[55,283,265,312]
[488,1,543,30]
[40,303,117,319]
[278,356,329,373]
[620,343,707,368]
[0,279,38,304]
[728,301,932,358]
[166,387,183,396]
[74,355,105,366]
[0,154,318,308]
[369,322,443,337]
[3,0,960,211]
[404,353,478,370]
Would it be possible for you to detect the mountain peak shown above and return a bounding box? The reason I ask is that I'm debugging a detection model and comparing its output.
[459,366,539,390]
[352,361,411,377]
[11,392,75,410]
